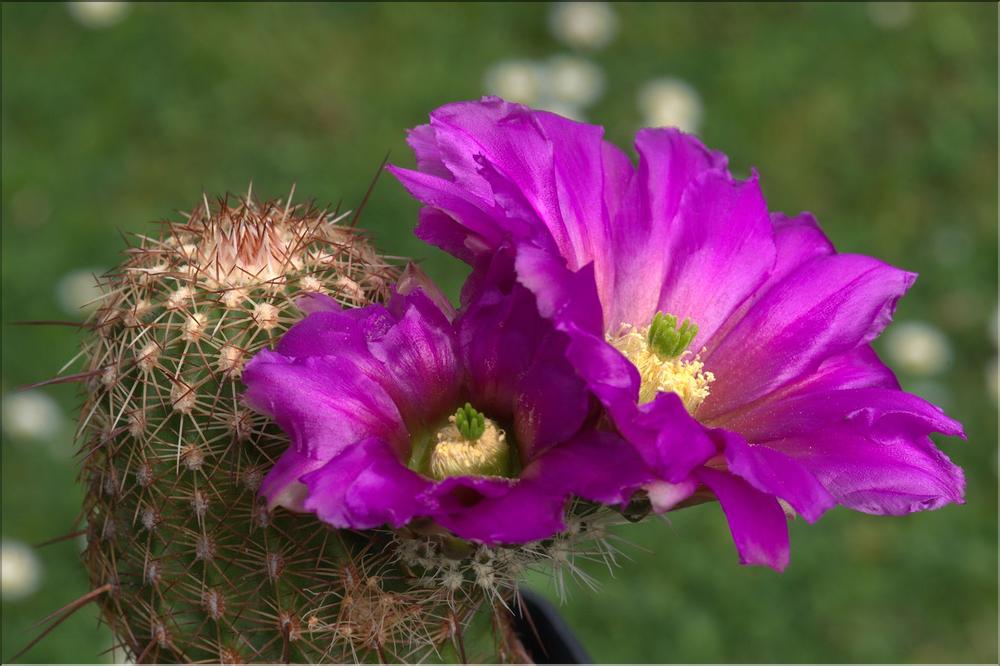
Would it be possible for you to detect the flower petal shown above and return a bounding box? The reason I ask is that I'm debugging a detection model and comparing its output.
[703,327,964,517]
[514,335,591,459]
[396,263,458,321]
[722,387,963,443]
[296,291,343,315]
[695,467,790,571]
[405,122,454,181]
[515,244,604,334]
[392,98,632,308]
[654,169,776,348]
[414,207,484,263]
[763,430,965,515]
[528,430,652,506]
[277,290,462,431]
[428,98,596,267]
[607,128,729,329]
[511,244,639,418]
[275,307,379,359]
[455,262,547,421]
[718,430,835,523]
[388,165,518,256]
[767,212,836,282]
[704,212,835,352]
[780,345,900,393]
[531,110,620,303]
[455,247,593,460]
[646,479,699,512]
[427,476,567,545]
[302,437,431,530]
[700,254,916,418]
[259,449,325,511]
[370,290,463,426]
[600,140,636,231]
[702,346,899,431]
[614,392,717,483]
[562,322,641,409]
[243,350,406,460]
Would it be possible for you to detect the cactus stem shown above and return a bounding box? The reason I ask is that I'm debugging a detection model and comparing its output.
[56,191,477,663]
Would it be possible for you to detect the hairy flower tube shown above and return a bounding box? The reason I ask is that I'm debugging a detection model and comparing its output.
[388,97,966,570]
[243,260,649,544]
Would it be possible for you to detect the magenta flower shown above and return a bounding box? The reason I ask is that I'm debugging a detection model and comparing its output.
[243,261,648,544]
[389,97,965,570]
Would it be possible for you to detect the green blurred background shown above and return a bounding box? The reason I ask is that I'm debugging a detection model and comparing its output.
[2,2,996,663]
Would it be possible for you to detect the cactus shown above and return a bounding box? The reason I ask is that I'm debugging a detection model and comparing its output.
[70,191,481,663]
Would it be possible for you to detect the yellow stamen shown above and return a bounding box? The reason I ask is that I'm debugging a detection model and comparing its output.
[607,322,715,412]
[429,414,511,480]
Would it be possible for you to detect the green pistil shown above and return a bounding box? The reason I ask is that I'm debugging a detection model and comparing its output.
[648,312,699,358]
[453,402,486,440]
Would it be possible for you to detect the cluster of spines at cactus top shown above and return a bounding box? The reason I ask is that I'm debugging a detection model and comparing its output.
[68,191,627,664]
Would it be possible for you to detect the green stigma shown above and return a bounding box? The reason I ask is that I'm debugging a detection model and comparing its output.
[453,402,486,440]
[648,312,699,358]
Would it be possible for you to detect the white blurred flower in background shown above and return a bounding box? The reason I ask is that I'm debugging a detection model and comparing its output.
[638,77,703,133]
[112,644,136,665]
[545,55,605,108]
[883,320,953,377]
[56,268,105,315]
[485,3,615,121]
[484,60,547,106]
[1,540,42,602]
[67,1,130,29]
[533,99,587,122]
[549,1,618,51]
[484,54,606,121]
[2,391,64,442]
[866,2,913,30]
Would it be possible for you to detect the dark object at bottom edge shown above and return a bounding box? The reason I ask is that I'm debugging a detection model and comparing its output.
[509,588,592,664]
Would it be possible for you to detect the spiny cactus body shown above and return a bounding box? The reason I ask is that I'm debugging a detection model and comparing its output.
[68,191,629,664]
[72,193,474,663]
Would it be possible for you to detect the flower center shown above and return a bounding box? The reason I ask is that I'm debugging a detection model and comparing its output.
[607,312,715,412]
[427,403,513,480]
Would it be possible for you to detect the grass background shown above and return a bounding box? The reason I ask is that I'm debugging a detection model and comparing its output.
[2,2,996,662]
